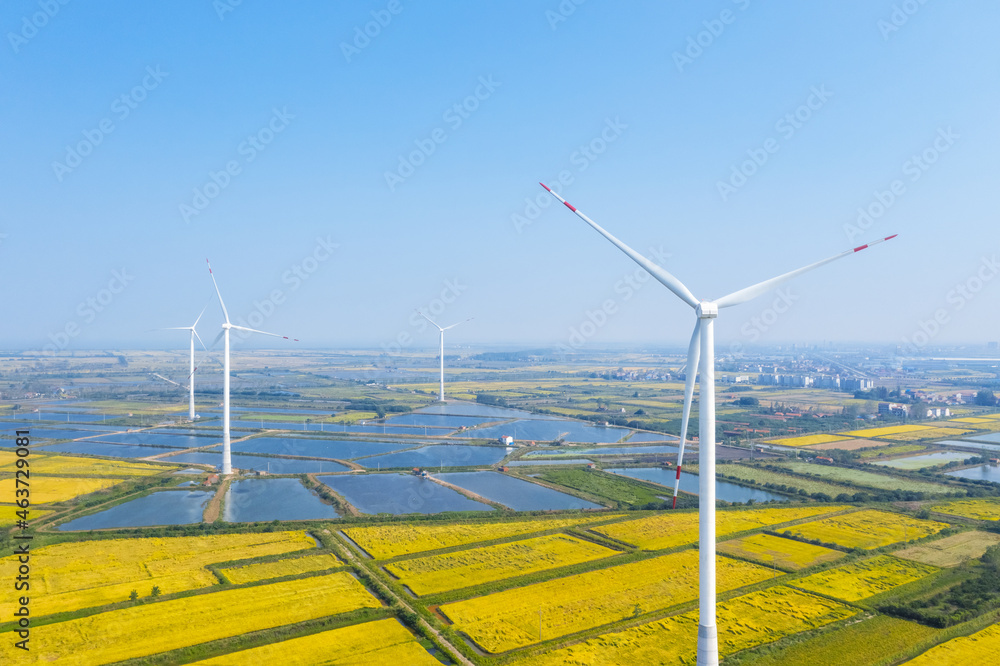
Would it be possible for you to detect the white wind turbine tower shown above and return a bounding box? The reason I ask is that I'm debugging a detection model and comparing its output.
[416,310,472,402]
[161,305,209,421]
[540,182,895,666]
[207,260,298,475]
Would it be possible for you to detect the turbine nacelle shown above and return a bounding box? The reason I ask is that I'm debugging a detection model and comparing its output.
[696,302,718,319]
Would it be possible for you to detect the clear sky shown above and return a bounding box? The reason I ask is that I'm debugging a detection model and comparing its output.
[3,1,997,354]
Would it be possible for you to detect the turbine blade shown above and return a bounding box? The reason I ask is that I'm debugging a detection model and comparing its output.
[229,324,299,341]
[192,299,212,329]
[192,328,207,351]
[206,259,231,324]
[540,183,699,308]
[207,329,226,352]
[441,317,473,331]
[415,309,443,331]
[716,234,898,309]
[672,320,701,509]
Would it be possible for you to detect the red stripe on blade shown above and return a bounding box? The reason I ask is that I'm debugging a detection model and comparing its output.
[539,182,551,192]
[853,244,869,252]
[885,234,898,240]
[563,201,577,212]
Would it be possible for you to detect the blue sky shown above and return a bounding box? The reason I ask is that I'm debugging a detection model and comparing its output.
[2,1,997,353]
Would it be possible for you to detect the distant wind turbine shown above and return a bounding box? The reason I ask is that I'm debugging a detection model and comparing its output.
[540,181,895,666]
[416,310,472,401]
[160,304,209,421]
[207,260,298,475]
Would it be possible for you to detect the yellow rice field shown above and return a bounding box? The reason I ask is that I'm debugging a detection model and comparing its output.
[907,622,1000,665]
[842,424,933,438]
[932,498,1000,521]
[948,417,995,424]
[522,586,856,665]
[717,533,845,570]
[0,505,52,527]
[878,427,974,441]
[188,618,439,665]
[0,450,172,476]
[386,534,618,596]
[592,506,845,551]
[344,515,624,559]
[777,509,949,550]
[16,476,120,503]
[0,531,316,617]
[896,531,1000,567]
[0,572,380,665]
[221,552,342,584]
[439,550,779,653]
[768,433,850,447]
[792,555,939,602]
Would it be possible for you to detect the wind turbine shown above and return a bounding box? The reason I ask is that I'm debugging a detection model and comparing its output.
[207,260,298,475]
[540,182,895,666]
[416,310,472,401]
[160,305,209,421]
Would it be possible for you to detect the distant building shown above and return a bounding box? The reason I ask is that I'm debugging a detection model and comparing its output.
[878,402,909,417]
[500,435,514,446]
[842,378,875,392]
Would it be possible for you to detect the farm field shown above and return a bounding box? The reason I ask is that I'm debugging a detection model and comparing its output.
[439,550,778,653]
[713,464,852,497]
[895,531,1000,567]
[768,433,850,447]
[907,622,1000,665]
[775,462,950,494]
[948,417,997,425]
[734,614,939,666]
[343,514,624,559]
[0,531,316,617]
[591,505,845,551]
[188,618,440,665]
[16,476,120,504]
[220,552,342,584]
[778,509,949,549]
[808,438,889,451]
[521,585,855,665]
[791,555,939,602]
[0,572,380,665]
[880,427,974,441]
[718,533,845,570]
[535,469,664,507]
[385,533,618,596]
[843,424,934,438]
[932,498,1000,521]
[0,450,173,476]
[0,505,51,527]
[857,444,926,459]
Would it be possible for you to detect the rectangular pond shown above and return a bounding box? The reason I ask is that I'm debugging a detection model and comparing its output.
[436,471,602,510]
[416,402,557,419]
[1,412,120,423]
[91,432,216,448]
[961,432,1000,445]
[231,436,415,460]
[38,441,187,458]
[317,473,493,515]
[0,427,110,442]
[464,419,631,444]
[936,439,1000,453]
[326,424,456,436]
[526,445,679,457]
[507,459,595,466]
[158,450,349,473]
[57,490,213,530]
[223,478,341,522]
[606,467,788,504]
[946,465,1000,484]
[385,413,493,428]
[871,451,972,470]
[626,431,680,443]
[356,444,509,469]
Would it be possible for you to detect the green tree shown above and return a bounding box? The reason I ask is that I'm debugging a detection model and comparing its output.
[150,586,161,598]
[976,390,997,406]
[129,589,138,602]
